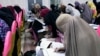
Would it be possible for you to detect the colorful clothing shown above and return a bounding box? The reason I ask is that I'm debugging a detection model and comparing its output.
[87,1,97,19]
[0,18,10,42]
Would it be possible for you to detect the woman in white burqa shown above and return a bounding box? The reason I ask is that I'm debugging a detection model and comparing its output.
[56,14,100,56]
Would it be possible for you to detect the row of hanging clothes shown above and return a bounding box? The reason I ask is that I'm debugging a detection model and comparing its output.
[0,4,25,56]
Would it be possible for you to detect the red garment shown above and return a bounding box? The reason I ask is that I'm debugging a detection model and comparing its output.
[40,8,50,18]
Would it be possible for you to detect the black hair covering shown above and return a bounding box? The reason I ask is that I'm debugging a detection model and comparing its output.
[14,5,22,13]
[93,0,97,6]
[0,7,13,15]
[97,2,100,13]
[7,6,16,19]
[0,7,14,20]
[0,10,13,28]
[50,4,56,10]
[94,2,100,24]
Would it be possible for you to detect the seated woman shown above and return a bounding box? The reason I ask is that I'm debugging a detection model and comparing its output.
[55,14,100,56]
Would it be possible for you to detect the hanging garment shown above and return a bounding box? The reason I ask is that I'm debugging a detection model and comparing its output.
[56,14,100,56]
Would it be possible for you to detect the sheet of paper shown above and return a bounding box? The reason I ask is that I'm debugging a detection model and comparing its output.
[51,42,64,48]
[40,40,52,49]
[43,48,65,56]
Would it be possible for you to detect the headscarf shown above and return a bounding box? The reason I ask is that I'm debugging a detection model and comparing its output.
[75,1,80,7]
[87,1,97,18]
[0,10,13,28]
[75,1,83,13]
[0,7,14,18]
[50,4,56,11]
[40,8,50,18]
[7,6,16,19]
[14,5,22,13]
[81,4,93,23]
[56,14,100,56]
[66,5,80,17]
[59,4,66,13]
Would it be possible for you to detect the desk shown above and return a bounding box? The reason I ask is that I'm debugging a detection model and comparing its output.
[36,39,65,56]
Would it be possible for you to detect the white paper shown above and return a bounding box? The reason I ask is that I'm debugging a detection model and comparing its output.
[43,48,65,56]
[40,40,52,49]
[51,42,64,48]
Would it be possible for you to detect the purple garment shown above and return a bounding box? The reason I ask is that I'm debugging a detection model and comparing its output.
[81,4,93,23]
[55,31,64,43]
[0,18,10,42]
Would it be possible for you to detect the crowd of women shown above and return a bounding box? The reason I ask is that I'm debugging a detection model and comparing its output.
[24,1,100,56]
[1,0,100,56]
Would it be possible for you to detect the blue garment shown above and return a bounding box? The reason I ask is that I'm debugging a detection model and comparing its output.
[0,18,10,42]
